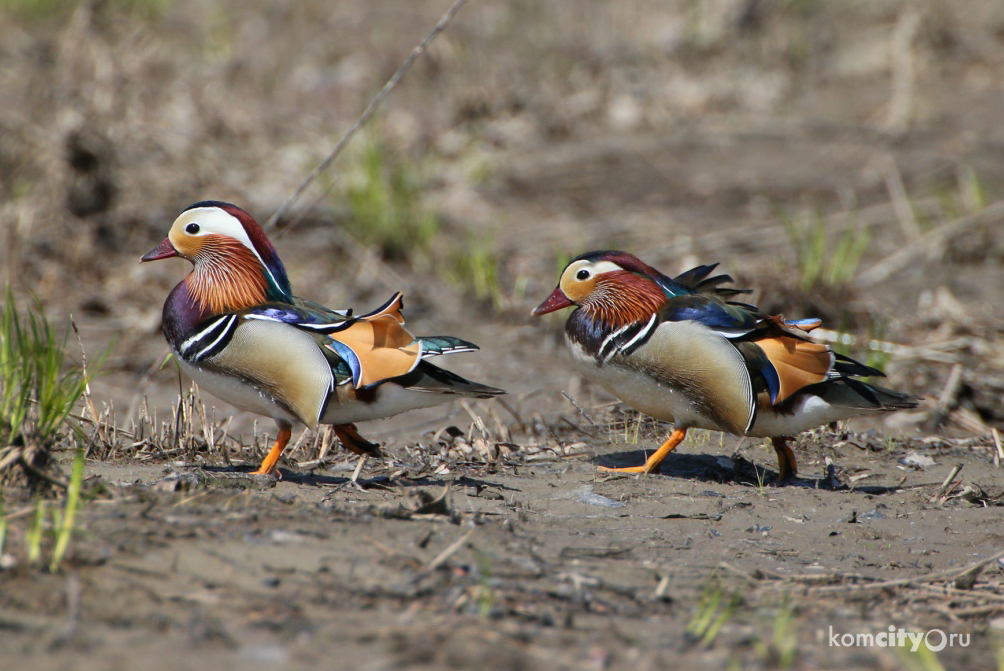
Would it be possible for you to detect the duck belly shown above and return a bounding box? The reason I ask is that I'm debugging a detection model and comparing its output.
[567,341,720,431]
[178,357,301,427]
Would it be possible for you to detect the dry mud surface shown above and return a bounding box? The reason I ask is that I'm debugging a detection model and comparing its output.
[3,1,1004,669]
[4,429,1004,671]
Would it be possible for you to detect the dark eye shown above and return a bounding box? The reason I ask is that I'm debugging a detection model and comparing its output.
[576,269,590,280]
[185,223,200,234]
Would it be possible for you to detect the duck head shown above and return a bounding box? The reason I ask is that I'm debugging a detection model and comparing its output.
[142,201,293,313]
[533,251,668,326]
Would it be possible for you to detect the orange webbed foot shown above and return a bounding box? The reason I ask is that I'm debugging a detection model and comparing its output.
[598,428,688,476]
[252,427,292,476]
[599,464,655,474]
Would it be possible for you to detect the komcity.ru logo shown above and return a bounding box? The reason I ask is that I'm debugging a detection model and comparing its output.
[827,625,969,652]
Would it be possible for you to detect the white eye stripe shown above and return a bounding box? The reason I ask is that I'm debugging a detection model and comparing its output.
[183,208,258,254]
[565,259,623,281]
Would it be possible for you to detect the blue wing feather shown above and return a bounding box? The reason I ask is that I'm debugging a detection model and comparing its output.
[244,301,352,333]
[325,340,362,387]
[246,306,309,324]
[661,296,760,334]
[761,360,781,404]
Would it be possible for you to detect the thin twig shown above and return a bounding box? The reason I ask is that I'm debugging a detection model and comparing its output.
[934,463,964,504]
[317,426,333,463]
[21,455,69,490]
[125,347,172,423]
[884,6,920,133]
[993,428,1003,469]
[459,400,489,443]
[716,562,760,582]
[911,583,1004,604]
[264,0,471,231]
[931,363,965,426]
[427,529,474,570]
[942,604,1004,618]
[937,364,964,409]
[805,548,1004,595]
[652,574,671,599]
[883,155,921,240]
[350,454,367,484]
[561,390,596,426]
[70,318,105,448]
[856,200,1004,287]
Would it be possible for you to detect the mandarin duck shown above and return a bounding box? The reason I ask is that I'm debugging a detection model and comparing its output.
[142,201,504,476]
[533,251,917,481]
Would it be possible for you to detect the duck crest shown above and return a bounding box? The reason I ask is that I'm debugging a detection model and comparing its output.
[186,236,271,316]
[585,251,661,278]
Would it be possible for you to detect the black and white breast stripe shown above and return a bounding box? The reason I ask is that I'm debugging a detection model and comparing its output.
[597,313,659,362]
[178,314,239,362]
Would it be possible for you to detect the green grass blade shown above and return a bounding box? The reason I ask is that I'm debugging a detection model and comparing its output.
[894,641,948,671]
[0,287,96,450]
[50,447,85,572]
[701,593,739,647]
[0,496,7,557]
[26,498,45,565]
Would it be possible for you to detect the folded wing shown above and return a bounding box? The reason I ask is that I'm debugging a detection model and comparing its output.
[658,272,878,409]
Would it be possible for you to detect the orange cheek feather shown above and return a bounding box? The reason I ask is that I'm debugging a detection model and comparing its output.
[186,236,270,314]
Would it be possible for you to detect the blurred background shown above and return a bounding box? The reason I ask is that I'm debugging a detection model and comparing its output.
[2,0,1003,441]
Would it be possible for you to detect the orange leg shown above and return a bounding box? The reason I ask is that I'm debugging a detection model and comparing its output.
[600,428,687,474]
[250,427,291,475]
[771,436,797,482]
[333,423,383,457]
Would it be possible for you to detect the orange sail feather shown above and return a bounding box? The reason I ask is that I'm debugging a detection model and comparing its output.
[756,336,833,405]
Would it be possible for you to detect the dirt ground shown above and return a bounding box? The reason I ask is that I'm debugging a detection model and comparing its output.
[3,1,1004,669]
[3,434,1003,671]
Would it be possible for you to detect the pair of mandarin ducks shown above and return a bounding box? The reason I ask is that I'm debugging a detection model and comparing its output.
[142,202,916,481]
